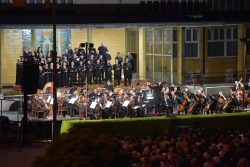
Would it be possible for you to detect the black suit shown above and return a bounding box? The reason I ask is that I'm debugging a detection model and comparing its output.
[123,62,133,86]
[113,64,122,85]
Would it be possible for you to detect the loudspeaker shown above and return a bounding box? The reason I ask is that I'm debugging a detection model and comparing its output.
[22,62,39,94]
[80,43,85,47]
[89,43,94,48]
[0,116,9,136]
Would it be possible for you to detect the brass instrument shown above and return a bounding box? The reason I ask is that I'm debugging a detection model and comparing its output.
[42,82,53,94]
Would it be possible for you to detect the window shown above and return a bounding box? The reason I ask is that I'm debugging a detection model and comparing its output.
[184,28,198,58]
[126,29,139,53]
[208,27,237,57]
[22,30,32,50]
[49,0,73,4]
[1,0,12,3]
[27,0,44,4]
[145,27,177,57]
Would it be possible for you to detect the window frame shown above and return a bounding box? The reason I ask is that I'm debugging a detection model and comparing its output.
[207,27,238,58]
[184,28,199,59]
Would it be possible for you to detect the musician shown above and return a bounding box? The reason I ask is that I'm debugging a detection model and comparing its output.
[125,52,134,71]
[67,88,79,117]
[68,61,77,86]
[161,93,174,114]
[235,78,244,90]
[105,60,112,82]
[147,81,163,114]
[88,44,97,55]
[113,59,122,86]
[104,80,114,92]
[77,60,85,85]
[15,58,23,85]
[87,60,94,84]
[105,50,111,62]
[98,42,108,57]
[95,59,103,84]
[43,64,51,84]
[38,65,44,89]
[35,47,43,60]
[35,91,49,118]
[123,58,133,86]
[62,61,69,87]
[56,63,63,87]
[115,52,123,65]
[68,44,74,60]
[216,91,226,113]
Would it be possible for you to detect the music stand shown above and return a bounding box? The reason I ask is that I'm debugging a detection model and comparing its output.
[90,102,97,109]
[69,97,77,104]
[105,101,112,108]
[68,97,77,117]
[122,100,130,117]
[122,100,130,107]
[47,96,52,103]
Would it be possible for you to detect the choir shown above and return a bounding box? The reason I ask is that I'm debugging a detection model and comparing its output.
[15,42,134,89]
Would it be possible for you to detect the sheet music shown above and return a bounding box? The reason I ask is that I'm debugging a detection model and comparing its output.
[46,96,51,103]
[90,102,97,109]
[105,101,112,108]
[69,97,77,104]
[50,98,54,105]
[146,96,154,100]
[133,106,139,109]
[122,100,130,107]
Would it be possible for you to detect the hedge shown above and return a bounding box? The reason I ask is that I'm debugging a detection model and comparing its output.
[61,112,250,136]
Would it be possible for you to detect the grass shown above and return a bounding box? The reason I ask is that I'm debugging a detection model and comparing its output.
[61,112,250,135]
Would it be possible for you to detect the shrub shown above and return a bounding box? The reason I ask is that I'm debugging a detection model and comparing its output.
[32,128,131,167]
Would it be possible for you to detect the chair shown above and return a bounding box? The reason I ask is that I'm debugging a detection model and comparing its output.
[58,103,65,116]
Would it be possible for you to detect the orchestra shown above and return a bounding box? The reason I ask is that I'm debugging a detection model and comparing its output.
[16,43,250,119]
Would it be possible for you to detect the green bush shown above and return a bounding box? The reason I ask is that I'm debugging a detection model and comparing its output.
[61,112,250,136]
[32,128,131,167]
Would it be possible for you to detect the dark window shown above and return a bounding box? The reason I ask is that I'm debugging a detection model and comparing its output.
[184,28,198,58]
[208,27,237,57]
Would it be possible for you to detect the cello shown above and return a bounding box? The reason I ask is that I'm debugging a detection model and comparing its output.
[178,93,189,113]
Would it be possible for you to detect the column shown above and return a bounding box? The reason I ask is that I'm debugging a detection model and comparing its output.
[57,30,61,56]
[138,27,145,80]
[87,28,92,43]
[177,27,183,85]
[237,24,246,78]
[31,29,36,50]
